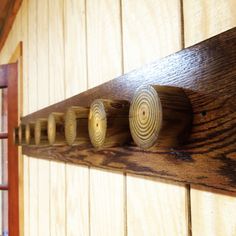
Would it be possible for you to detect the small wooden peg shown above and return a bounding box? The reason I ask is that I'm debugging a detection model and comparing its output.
[48,112,65,145]
[65,106,90,146]
[35,118,49,146]
[88,99,131,148]
[25,122,35,145]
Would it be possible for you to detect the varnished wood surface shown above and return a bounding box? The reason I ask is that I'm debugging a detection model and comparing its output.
[22,27,236,192]
[6,62,20,236]
[184,1,236,236]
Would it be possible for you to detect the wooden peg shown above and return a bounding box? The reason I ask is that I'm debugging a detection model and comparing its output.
[88,99,131,148]
[129,85,192,149]
[18,124,27,145]
[13,127,19,145]
[25,122,35,145]
[35,118,49,146]
[48,112,65,145]
[65,106,90,145]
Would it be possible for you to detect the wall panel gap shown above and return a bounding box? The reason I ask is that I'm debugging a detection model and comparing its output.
[180,0,185,49]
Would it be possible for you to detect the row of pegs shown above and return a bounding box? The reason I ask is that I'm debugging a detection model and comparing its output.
[14,85,193,150]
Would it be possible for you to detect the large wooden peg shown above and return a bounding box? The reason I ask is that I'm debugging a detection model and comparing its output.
[129,85,192,149]
[88,99,131,148]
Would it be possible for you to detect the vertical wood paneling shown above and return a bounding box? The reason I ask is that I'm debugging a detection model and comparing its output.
[27,0,37,113]
[37,0,50,235]
[2,1,236,236]
[87,0,122,88]
[27,0,38,235]
[49,0,64,104]
[183,1,236,235]
[64,0,89,235]
[184,0,236,47]
[66,164,89,236]
[122,0,182,72]
[21,1,29,236]
[64,0,87,96]
[86,0,125,235]
[122,0,189,235]
[48,0,66,235]
[50,162,66,236]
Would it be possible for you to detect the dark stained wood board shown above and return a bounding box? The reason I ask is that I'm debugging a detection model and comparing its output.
[22,27,236,192]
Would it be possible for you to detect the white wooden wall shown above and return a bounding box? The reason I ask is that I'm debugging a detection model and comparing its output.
[0,0,236,235]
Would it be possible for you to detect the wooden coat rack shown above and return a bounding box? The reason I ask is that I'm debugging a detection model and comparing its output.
[18,27,236,193]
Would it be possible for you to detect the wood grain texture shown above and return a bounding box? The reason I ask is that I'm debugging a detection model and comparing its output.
[27,0,38,235]
[8,41,24,236]
[122,0,182,72]
[64,1,89,235]
[66,163,89,236]
[48,112,65,146]
[184,0,236,47]
[64,0,87,97]
[86,0,122,88]
[48,0,66,235]
[6,63,20,236]
[129,85,192,149]
[88,99,131,148]
[49,0,64,104]
[37,0,50,234]
[21,1,29,235]
[127,176,188,236]
[86,1,125,235]
[183,1,236,235]
[65,106,89,146]
[25,122,35,145]
[35,119,48,146]
[22,26,236,192]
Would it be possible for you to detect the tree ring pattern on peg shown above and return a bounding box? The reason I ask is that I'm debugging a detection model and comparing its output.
[89,100,107,148]
[48,112,65,145]
[65,106,89,146]
[129,85,162,149]
[129,85,192,149]
[89,99,131,148]
[65,108,77,145]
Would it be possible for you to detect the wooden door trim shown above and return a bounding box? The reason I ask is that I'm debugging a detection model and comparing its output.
[0,62,19,236]
[7,62,19,236]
